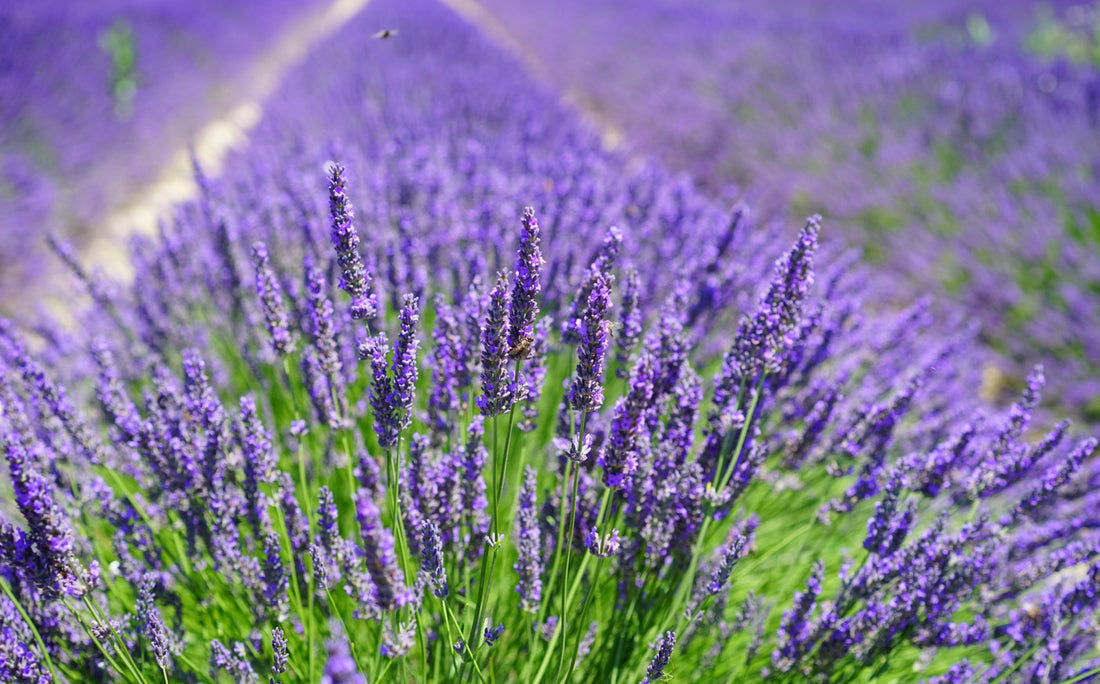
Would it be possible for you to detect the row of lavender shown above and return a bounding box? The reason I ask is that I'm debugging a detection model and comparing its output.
[0,0,325,300]
[477,0,1100,420]
[2,0,1099,681]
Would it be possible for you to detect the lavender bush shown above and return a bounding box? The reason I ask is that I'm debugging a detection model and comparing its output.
[2,0,1099,682]
[477,0,1100,420]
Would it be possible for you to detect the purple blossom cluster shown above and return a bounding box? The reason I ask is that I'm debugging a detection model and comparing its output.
[0,0,1098,681]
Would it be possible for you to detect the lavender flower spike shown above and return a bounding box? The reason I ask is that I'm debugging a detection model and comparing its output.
[514,466,544,613]
[328,162,376,321]
[392,294,421,429]
[477,271,515,416]
[643,631,677,684]
[599,350,655,488]
[136,574,173,669]
[615,268,642,377]
[720,215,820,393]
[568,270,613,413]
[262,531,290,623]
[3,434,92,598]
[864,473,916,556]
[321,625,366,684]
[272,626,288,675]
[358,295,419,449]
[507,206,544,359]
[355,490,408,611]
[252,242,293,356]
[420,519,448,599]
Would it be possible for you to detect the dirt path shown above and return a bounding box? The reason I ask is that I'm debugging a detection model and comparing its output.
[436,0,625,152]
[83,0,374,279]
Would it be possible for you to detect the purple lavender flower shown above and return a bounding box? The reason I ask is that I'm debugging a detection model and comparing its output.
[360,332,399,447]
[311,543,329,593]
[381,619,417,659]
[567,270,613,413]
[328,162,377,321]
[91,338,142,446]
[507,206,544,359]
[598,351,655,488]
[210,640,259,684]
[3,434,91,598]
[864,474,916,556]
[320,627,366,684]
[477,271,515,416]
[317,486,340,553]
[238,395,274,532]
[1010,438,1098,519]
[562,227,621,344]
[304,255,347,426]
[483,622,505,647]
[518,318,552,432]
[262,531,290,622]
[181,349,230,494]
[717,216,820,396]
[252,242,293,356]
[615,268,642,377]
[419,519,448,599]
[272,626,288,675]
[136,574,173,669]
[277,472,310,562]
[643,630,677,684]
[707,516,757,595]
[355,490,408,611]
[514,465,543,613]
[304,256,342,377]
[0,617,51,684]
[459,418,491,556]
[577,622,598,663]
[427,298,467,434]
[584,527,623,558]
[392,294,421,423]
[772,560,824,673]
[358,295,419,448]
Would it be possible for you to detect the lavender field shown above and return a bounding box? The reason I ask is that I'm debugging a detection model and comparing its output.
[1,1,1098,682]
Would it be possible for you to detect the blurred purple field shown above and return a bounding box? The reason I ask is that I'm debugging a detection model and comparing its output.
[0,0,325,295]
[478,0,1100,419]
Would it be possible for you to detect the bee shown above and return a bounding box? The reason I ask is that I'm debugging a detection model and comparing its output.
[507,335,534,360]
[373,29,397,39]
[1022,603,1042,621]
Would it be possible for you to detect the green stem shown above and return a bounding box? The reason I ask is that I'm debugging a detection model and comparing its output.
[716,374,766,493]
[566,554,606,680]
[555,411,588,681]
[63,596,137,683]
[84,594,150,684]
[325,589,365,675]
[444,599,487,684]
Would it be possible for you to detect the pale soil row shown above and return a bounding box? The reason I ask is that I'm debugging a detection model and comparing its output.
[82,0,375,280]
[437,0,626,152]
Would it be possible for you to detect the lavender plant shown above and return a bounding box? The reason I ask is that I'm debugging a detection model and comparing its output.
[2,0,1099,683]
[477,0,1100,421]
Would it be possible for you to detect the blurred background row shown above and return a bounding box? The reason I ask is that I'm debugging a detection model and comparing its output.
[1,0,1098,419]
